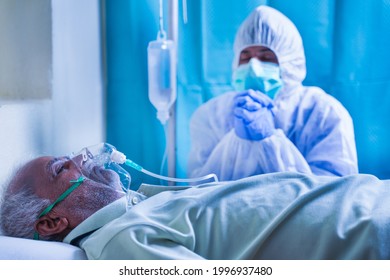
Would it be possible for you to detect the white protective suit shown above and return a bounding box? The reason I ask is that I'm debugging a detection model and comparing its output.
[188,6,358,181]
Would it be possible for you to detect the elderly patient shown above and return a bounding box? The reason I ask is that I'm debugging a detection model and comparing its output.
[1,154,390,260]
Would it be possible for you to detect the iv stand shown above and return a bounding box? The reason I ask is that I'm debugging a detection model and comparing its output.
[167,0,178,178]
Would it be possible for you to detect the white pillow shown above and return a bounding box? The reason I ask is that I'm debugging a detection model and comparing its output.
[0,235,87,260]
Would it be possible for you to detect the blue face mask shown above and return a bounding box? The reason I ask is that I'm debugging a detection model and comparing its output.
[232,58,283,99]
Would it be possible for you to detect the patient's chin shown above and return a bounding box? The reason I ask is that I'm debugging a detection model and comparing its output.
[75,179,125,215]
[80,188,124,217]
[95,181,124,203]
[88,166,121,186]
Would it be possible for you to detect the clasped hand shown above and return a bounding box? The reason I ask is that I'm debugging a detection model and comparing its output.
[233,90,275,141]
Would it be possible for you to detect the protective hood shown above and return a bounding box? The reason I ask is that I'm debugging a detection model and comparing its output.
[232,6,306,93]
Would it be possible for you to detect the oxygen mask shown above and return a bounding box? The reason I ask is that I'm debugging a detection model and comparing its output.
[71,143,218,188]
[71,143,131,193]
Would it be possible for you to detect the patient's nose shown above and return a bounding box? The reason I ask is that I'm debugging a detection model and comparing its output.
[71,154,85,167]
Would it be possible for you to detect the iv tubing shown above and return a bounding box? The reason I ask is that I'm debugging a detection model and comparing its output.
[182,0,188,24]
[124,158,218,184]
[160,123,169,180]
[158,0,166,39]
[110,149,218,184]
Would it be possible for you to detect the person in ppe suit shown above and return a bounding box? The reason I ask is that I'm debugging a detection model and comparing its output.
[188,5,358,181]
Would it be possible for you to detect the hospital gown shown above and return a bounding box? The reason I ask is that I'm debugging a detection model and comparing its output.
[64,172,390,260]
[188,6,358,180]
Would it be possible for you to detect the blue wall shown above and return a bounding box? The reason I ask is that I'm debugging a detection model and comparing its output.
[105,0,390,183]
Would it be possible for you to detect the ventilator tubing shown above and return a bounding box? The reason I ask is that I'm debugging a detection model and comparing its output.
[111,150,219,184]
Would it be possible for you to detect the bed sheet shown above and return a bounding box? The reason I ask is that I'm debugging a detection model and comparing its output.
[0,235,87,260]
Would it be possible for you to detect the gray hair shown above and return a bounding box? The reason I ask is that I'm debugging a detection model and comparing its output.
[0,155,70,241]
[0,185,58,240]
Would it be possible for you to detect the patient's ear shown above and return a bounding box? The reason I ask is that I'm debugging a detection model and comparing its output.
[35,214,69,238]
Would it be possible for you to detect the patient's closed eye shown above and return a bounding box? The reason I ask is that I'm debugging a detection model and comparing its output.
[55,164,65,175]
[51,157,71,176]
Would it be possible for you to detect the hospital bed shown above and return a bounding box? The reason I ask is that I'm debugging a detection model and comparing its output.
[0,235,87,260]
[2,171,390,260]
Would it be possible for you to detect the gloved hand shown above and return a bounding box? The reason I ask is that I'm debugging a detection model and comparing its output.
[233,90,275,141]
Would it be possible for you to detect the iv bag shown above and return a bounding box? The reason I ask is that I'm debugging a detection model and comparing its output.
[147,38,177,124]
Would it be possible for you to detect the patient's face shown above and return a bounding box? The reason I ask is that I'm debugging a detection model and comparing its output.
[10,155,124,228]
